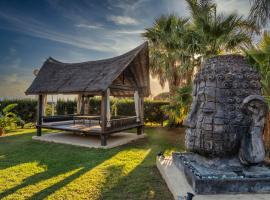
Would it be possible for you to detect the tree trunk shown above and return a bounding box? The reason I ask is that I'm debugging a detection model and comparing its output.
[0,128,5,136]
[263,112,270,156]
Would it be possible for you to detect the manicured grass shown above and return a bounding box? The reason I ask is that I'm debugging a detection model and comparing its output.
[0,127,185,200]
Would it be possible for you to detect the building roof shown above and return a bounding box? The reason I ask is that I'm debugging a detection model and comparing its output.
[25,42,150,97]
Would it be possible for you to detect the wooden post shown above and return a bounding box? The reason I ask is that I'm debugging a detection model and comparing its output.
[137,94,144,135]
[100,91,108,146]
[84,96,90,115]
[77,94,82,114]
[80,95,85,115]
[37,94,43,136]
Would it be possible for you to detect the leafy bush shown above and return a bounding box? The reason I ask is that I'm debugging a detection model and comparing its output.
[24,122,36,129]
[162,86,192,127]
[0,103,24,131]
[0,99,37,122]
[54,97,170,125]
[0,98,169,126]
[56,99,76,115]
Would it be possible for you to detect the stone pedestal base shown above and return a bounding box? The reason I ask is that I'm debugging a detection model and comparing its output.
[172,152,270,194]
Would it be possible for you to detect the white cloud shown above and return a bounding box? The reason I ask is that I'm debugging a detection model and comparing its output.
[75,23,103,29]
[216,0,251,17]
[115,29,144,35]
[107,15,139,25]
[0,11,115,53]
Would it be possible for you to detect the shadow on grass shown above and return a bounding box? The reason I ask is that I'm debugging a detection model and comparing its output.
[0,131,119,199]
[0,127,185,200]
[97,128,185,200]
[99,148,174,200]
[29,164,123,200]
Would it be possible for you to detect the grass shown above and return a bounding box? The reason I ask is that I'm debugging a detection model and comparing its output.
[0,127,186,200]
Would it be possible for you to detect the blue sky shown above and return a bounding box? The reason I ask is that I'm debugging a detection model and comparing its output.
[0,0,252,98]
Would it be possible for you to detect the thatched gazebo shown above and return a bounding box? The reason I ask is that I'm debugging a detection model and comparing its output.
[25,42,150,146]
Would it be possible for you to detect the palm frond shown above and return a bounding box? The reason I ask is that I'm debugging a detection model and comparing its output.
[249,0,270,28]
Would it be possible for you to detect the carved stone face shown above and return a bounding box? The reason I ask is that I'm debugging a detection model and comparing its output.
[184,55,264,158]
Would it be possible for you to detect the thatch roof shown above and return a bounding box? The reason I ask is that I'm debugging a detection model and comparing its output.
[25,42,150,97]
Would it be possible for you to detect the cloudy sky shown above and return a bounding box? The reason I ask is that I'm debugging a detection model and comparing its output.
[0,0,252,99]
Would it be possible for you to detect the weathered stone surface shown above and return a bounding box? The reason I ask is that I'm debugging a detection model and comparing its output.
[172,152,270,194]
[172,55,270,194]
[183,55,268,164]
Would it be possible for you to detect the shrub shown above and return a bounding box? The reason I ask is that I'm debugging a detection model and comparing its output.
[24,122,36,129]
[0,98,169,126]
[0,103,24,132]
[56,99,76,115]
[0,99,37,122]
[162,86,192,127]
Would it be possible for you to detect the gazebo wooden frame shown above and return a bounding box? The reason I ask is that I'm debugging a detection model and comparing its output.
[26,42,150,146]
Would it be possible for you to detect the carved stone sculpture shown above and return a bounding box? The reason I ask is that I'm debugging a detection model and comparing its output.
[183,55,268,165]
[172,55,270,194]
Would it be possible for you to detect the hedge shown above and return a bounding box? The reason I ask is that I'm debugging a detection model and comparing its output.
[0,99,37,122]
[0,98,169,125]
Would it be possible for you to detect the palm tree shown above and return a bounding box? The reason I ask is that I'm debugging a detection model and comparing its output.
[143,1,257,95]
[249,0,270,28]
[246,31,270,105]
[245,31,270,152]
[143,15,201,94]
[186,0,257,59]
[143,0,258,126]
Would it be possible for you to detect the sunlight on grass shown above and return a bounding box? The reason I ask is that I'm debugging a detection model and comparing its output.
[3,128,58,137]
[2,168,83,200]
[0,162,46,194]
[0,127,183,199]
[4,129,36,136]
[47,149,151,200]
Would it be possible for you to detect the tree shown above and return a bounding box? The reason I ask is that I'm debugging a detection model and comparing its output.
[0,104,24,135]
[249,0,270,28]
[186,0,257,59]
[143,0,258,126]
[142,15,201,95]
[143,1,257,95]
[245,31,270,152]
[245,31,270,105]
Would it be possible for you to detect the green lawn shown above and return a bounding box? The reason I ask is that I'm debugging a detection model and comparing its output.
[0,127,185,200]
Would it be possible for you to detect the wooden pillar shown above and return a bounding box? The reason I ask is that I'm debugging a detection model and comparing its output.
[80,95,85,115]
[84,96,90,115]
[42,94,47,116]
[100,91,108,146]
[37,94,43,136]
[137,94,144,135]
[77,94,82,114]
[141,97,144,123]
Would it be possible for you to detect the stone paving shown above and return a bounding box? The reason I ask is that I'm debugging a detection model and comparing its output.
[33,132,145,149]
[157,156,270,200]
